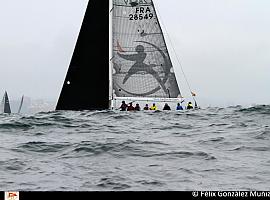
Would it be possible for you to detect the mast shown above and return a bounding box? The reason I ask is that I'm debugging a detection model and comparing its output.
[56,1,110,111]
[109,0,114,109]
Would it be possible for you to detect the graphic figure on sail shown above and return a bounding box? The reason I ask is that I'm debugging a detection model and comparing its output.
[117,44,168,94]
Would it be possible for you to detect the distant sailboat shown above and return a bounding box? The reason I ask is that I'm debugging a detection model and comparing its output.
[17,95,24,114]
[56,0,197,111]
[1,91,11,114]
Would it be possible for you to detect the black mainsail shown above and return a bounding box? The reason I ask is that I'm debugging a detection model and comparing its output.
[112,0,181,98]
[56,1,109,111]
[1,91,11,114]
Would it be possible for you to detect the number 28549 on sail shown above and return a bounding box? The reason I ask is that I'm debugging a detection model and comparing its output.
[129,7,154,20]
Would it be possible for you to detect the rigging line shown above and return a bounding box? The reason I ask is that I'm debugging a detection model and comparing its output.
[154,3,198,102]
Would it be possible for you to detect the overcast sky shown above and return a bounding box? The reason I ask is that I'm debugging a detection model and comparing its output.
[0,0,269,107]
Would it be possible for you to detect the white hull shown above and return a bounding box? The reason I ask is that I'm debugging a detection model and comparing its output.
[111,96,184,110]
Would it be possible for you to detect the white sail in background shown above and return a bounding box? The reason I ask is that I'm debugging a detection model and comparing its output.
[18,95,24,114]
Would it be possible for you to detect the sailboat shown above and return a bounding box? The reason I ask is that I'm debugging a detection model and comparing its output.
[56,0,197,111]
[1,91,11,114]
[17,95,24,114]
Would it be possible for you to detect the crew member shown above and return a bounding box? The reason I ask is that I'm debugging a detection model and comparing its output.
[135,103,141,111]
[163,103,171,111]
[187,102,194,110]
[120,101,128,111]
[127,103,135,111]
[144,104,150,110]
[150,103,158,111]
[177,103,184,110]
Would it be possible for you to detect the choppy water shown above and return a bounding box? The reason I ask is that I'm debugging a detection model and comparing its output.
[0,105,270,191]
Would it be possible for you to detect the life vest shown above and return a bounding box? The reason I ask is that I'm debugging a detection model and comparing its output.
[187,103,193,109]
[150,106,157,110]
[177,106,183,110]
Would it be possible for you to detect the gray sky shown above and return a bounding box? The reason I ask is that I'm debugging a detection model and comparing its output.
[0,0,269,107]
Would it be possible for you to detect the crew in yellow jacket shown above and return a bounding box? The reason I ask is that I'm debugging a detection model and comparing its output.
[150,103,158,111]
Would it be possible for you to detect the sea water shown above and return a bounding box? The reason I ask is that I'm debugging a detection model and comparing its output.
[0,105,270,191]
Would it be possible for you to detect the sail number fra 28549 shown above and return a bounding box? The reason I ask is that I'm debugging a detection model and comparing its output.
[129,7,154,20]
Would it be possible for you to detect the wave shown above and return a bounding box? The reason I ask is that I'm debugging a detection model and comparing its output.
[0,159,27,171]
[14,141,71,153]
[65,139,168,157]
[133,150,216,160]
[238,105,270,115]
[0,121,33,130]
[1,106,270,191]
[230,145,270,152]
[96,177,131,190]
[254,128,270,139]
[199,137,225,144]
[51,139,216,161]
